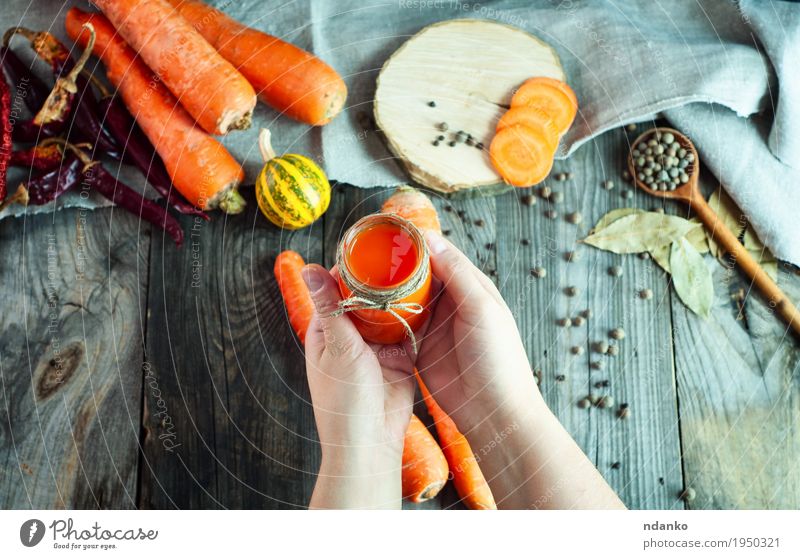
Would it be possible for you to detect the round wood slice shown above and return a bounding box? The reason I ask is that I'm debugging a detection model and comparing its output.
[375,19,565,193]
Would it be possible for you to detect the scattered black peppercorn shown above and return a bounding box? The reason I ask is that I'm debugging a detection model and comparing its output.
[428,101,436,107]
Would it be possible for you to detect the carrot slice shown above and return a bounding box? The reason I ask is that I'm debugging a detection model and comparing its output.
[510,77,577,134]
[489,124,554,187]
[496,106,559,151]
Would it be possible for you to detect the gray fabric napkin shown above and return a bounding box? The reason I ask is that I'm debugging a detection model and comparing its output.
[2,0,798,265]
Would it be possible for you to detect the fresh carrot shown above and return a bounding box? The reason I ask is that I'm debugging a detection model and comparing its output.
[510,77,578,134]
[490,123,554,187]
[415,371,496,509]
[273,250,315,345]
[496,106,559,151]
[380,186,442,234]
[65,9,245,213]
[271,248,448,502]
[164,0,347,126]
[402,413,449,503]
[92,0,256,135]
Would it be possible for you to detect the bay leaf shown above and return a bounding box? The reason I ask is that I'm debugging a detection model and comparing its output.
[707,188,746,259]
[583,213,697,254]
[591,208,643,234]
[670,237,714,318]
[686,219,709,254]
[650,243,672,273]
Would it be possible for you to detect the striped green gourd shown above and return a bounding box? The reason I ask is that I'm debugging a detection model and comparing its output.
[255,129,331,229]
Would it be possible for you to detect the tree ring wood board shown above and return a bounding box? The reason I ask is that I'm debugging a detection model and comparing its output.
[374,19,565,194]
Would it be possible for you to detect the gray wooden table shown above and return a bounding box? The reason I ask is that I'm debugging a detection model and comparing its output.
[2,125,798,509]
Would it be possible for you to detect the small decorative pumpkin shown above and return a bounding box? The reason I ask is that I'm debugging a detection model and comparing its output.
[255,128,331,229]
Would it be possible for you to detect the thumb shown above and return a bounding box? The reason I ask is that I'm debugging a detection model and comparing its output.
[425,230,504,311]
[301,264,364,358]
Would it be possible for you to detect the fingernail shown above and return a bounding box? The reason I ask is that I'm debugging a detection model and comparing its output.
[425,230,448,255]
[301,265,325,294]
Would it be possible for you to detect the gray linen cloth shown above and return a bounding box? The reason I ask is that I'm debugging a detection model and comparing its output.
[2,0,799,265]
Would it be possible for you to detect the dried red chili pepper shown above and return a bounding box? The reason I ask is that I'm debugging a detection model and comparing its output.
[9,141,64,171]
[57,140,184,246]
[20,153,82,205]
[1,71,11,202]
[5,24,96,143]
[97,92,208,219]
[4,26,119,156]
[0,45,50,112]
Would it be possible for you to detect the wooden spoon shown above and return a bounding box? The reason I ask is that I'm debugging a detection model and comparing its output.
[628,127,800,336]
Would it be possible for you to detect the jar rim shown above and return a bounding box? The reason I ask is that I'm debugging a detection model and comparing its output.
[337,213,429,298]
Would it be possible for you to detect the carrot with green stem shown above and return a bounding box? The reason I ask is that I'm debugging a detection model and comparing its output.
[416,370,496,509]
[91,0,256,135]
[164,0,347,126]
[65,8,245,213]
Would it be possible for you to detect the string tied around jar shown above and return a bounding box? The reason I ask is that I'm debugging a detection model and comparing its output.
[326,214,431,353]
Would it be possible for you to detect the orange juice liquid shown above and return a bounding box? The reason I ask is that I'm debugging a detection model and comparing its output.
[338,217,431,345]
[345,223,419,288]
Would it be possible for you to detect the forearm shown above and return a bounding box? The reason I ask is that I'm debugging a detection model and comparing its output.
[467,394,626,510]
[310,448,403,509]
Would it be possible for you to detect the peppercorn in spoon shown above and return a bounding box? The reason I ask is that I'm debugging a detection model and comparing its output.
[628,127,800,337]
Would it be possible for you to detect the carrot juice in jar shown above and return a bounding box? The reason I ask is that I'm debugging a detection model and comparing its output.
[336,213,432,345]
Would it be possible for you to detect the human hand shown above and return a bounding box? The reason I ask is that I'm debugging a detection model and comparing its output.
[416,232,624,509]
[416,231,541,435]
[301,264,417,509]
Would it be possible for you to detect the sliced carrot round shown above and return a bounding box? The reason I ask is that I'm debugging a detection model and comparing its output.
[490,124,554,188]
[496,106,559,151]
[510,77,578,134]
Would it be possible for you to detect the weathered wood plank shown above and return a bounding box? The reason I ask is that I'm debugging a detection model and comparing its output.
[0,208,148,509]
[673,208,800,508]
[139,191,323,509]
[495,125,684,509]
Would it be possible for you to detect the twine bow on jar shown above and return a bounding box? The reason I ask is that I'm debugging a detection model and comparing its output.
[325,296,425,352]
[328,213,431,353]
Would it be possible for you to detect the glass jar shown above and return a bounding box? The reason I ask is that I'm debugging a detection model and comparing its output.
[336,213,432,346]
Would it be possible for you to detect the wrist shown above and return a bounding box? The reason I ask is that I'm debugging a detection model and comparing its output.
[311,445,403,509]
